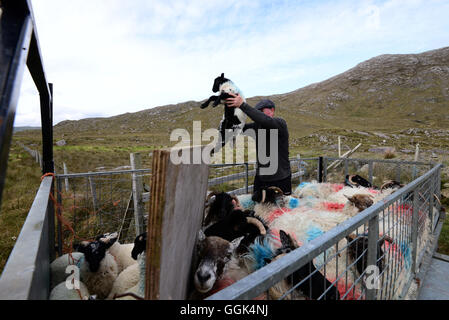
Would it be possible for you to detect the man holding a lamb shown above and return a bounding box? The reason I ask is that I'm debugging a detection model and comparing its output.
[225,94,292,195]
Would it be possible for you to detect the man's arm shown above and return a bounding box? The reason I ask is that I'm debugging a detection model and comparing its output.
[226,94,280,129]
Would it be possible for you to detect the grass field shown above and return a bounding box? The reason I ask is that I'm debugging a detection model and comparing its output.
[0,144,42,273]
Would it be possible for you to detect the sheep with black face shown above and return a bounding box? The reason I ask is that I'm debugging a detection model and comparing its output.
[265,230,340,300]
[204,208,267,255]
[201,73,247,155]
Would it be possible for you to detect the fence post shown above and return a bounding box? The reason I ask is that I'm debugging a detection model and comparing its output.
[318,156,323,183]
[411,188,419,275]
[368,160,374,185]
[244,163,249,193]
[130,153,145,236]
[396,164,401,183]
[366,214,379,300]
[63,162,69,192]
[88,172,99,215]
[323,157,327,182]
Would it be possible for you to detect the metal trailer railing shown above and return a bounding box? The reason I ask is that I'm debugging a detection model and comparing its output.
[207,161,443,300]
[0,0,54,300]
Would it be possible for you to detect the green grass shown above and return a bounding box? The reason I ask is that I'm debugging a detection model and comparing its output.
[0,145,42,274]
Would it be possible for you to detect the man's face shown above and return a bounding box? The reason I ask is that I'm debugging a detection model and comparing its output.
[262,107,275,118]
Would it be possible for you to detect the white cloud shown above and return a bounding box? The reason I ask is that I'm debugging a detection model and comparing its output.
[14,0,449,126]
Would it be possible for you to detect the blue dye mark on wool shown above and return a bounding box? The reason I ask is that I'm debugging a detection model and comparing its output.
[306,226,324,242]
[294,182,310,193]
[399,241,412,269]
[247,237,274,270]
[239,196,255,210]
[288,197,300,209]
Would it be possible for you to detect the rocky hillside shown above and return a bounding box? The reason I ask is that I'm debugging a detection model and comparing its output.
[52,46,449,143]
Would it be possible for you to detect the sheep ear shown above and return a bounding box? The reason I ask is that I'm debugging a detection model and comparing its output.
[220,73,224,78]
[251,190,262,203]
[229,236,244,254]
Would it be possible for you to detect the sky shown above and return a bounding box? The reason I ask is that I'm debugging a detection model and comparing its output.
[14,0,449,127]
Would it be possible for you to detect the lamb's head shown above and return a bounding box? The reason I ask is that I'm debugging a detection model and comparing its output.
[194,232,243,293]
[345,194,374,212]
[252,186,284,205]
[131,232,147,260]
[204,191,238,226]
[75,237,114,272]
[212,73,229,93]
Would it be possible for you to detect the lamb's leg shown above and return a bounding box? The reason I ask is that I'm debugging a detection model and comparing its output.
[201,95,219,109]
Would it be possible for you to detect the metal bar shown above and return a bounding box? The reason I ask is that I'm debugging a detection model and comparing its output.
[325,157,433,166]
[56,168,151,179]
[411,189,419,275]
[56,176,63,256]
[130,153,145,236]
[0,176,53,299]
[323,157,328,182]
[366,215,379,300]
[245,163,249,193]
[0,5,33,210]
[318,156,323,182]
[40,82,54,174]
[396,164,401,183]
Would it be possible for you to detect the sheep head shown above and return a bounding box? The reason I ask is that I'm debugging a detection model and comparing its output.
[74,237,112,272]
[194,235,243,293]
[212,73,229,93]
[204,191,235,226]
[345,194,374,211]
[131,232,147,260]
[380,180,404,192]
[252,186,284,204]
[345,174,373,188]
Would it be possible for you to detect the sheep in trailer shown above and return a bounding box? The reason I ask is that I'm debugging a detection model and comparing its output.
[50,234,119,299]
[190,233,266,299]
[263,230,340,300]
[95,232,136,273]
[49,281,93,300]
[73,237,120,299]
[203,191,240,227]
[113,232,147,300]
[201,73,247,155]
[204,208,268,255]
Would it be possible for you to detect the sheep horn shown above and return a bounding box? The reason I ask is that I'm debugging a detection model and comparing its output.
[268,186,284,195]
[246,217,267,236]
[261,189,266,203]
[205,191,220,202]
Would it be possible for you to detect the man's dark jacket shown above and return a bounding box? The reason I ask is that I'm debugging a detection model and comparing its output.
[239,102,291,182]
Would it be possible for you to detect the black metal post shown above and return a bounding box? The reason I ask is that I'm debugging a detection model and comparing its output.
[0,1,33,210]
[318,156,324,183]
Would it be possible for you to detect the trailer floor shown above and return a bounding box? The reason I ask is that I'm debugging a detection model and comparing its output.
[418,253,449,300]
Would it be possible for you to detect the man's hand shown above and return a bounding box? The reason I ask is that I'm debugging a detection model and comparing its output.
[225,93,244,108]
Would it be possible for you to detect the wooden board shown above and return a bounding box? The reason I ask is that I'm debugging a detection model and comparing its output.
[145,146,209,299]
